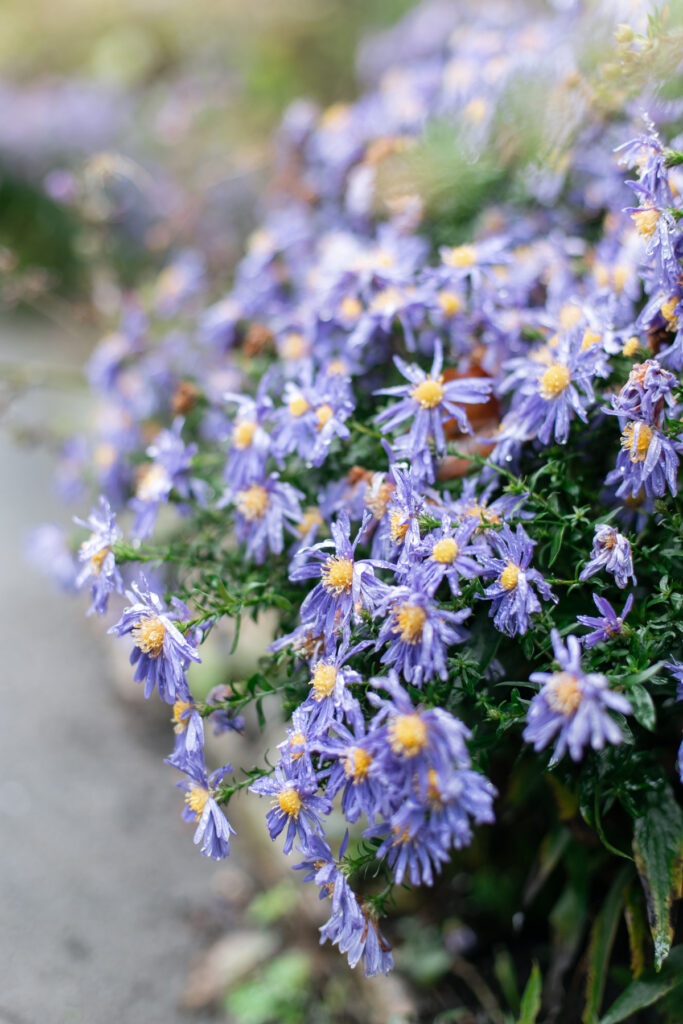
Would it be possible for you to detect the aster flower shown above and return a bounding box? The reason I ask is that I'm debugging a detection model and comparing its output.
[225,472,304,565]
[606,419,682,500]
[374,575,471,687]
[294,834,363,939]
[300,639,371,734]
[315,717,386,824]
[579,524,636,589]
[271,370,355,467]
[250,765,331,855]
[130,418,209,539]
[664,658,683,701]
[173,754,235,860]
[108,575,200,703]
[577,593,634,648]
[291,510,386,641]
[223,381,273,491]
[523,631,632,763]
[409,515,482,596]
[374,340,492,460]
[341,903,394,978]
[74,496,124,616]
[609,359,677,427]
[166,697,205,773]
[477,524,555,637]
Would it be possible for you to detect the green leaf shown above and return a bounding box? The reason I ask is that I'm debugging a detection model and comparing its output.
[632,780,683,970]
[547,525,565,567]
[627,684,656,731]
[599,945,683,1024]
[516,962,542,1024]
[583,864,633,1024]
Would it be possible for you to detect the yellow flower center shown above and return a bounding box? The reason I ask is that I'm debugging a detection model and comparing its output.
[464,96,488,123]
[289,731,306,760]
[316,404,334,429]
[661,296,679,329]
[389,713,428,757]
[411,376,445,408]
[281,332,307,360]
[131,616,166,657]
[538,363,571,400]
[185,784,209,819]
[327,359,347,376]
[236,483,269,521]
[297,507,323,537]
[344,746,373,781]
[437,290,463,317]
[277,788,302,818]
[365,480,393,520]
[321,556,354,595]
[88,545,109,574]
[432,537,459,563]
[233,420,257,450]
[426,768,442,807]
[311,663,337,700]
[443,244,477,268]
[631,206,660,239]
[136,463,170,501]
[622,336,640,357]
[339,295,362,320]
[393,602,427,643]
[613,265,629,293]
[172,698,193,732]
[581,329,601,351]
[621,422,653,462]
[389,511,409,543]
[288,395,311,418]
[559,303,582,329]
[370,286,404,315]
[546,671,583,716]
[500,563,520,590]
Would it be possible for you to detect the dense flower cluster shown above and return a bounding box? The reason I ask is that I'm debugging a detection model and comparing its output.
[36,0,683,982]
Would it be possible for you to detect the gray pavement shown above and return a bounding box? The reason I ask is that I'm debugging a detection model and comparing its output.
[0,319,226,1024]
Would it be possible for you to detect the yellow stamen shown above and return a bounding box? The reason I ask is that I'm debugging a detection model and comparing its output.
[236,483,269,521]
[443,244,477,268]
[631,206,660,239]
[621,422,653,462]
[344,746,373,781]
[559,303,582,329]
[370,287,403,315]
[411,376,445,408]
[89,546,109,575]
[233,420,257,450]
[327,359,347,375]
[661,296,679,329]
[500,563,520,590]
[185,784,209,819]
[365,481,393,520]
[132,616,166,657]
[339,296,362,320]
[311,663,337,700]
[297,508,323,537]
[546,671,583,716]
[389,713,428,757]
[581,329,601,351]
[432,537,459,564]
[538,363,571,400]
[321,556,354,594]
[316,404,334,429]
[426,768,442,807]
[277,788,302,818]
[289,731,306,760]
[393,603,427,643]
[281,332,307,360]
[437,290,463,317]
[622,336,640,357]
[389,511,409,543]
[172,698,193,732]
[288,395,311,418]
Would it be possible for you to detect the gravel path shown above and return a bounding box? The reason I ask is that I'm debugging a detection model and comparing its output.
[0,320,226,1024]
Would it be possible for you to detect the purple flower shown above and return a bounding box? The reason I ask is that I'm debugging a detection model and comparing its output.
[74,496,123,615]
[250,766,331,855]
[374,340,492,461]
[477,524,556,636]
[222,382,273,491]
[130,419,209,539]
[315,717,386,824]
[271,371,354,467]
[609,359,677,427]
[300,639,370,734]
[174,754,235,860]
[577,593,634,648]
[409,515,482,596]
[374,577,471,687]
[606,420,682,500]
[205,684,246,736]
[108,575,200,703]
[523,631,632,763]
[167,697,205,773]
[664,658,683,701]
[579,524,636,589]
[226,472,304,564]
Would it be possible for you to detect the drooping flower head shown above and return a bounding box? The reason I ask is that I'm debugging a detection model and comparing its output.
[477,523,556,636]
[74,495,123,615]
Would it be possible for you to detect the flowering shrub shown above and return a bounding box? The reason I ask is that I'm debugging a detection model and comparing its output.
[38,1,683,1017]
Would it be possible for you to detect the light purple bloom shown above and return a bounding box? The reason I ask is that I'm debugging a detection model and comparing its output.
[477,524,556,636]
[130,418,209,539]
[108,575,200,703]
[74,496,123,615]
[174,755,235,860]
[579,524,636,589]
[577,593,634,648]
[225,472,304,564]
[523,631,632,763]
[605,419,682,500]
[250,766,331,855]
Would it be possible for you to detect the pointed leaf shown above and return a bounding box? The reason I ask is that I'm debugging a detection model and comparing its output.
[516,962,542,1024]
[582,864,633,1024]
[632,780,683,970]
[599,944,683,1024]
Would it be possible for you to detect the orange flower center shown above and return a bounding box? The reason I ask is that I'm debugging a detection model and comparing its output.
[132,616,166,657]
